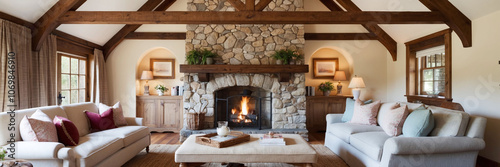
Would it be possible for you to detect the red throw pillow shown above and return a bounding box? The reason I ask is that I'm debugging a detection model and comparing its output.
[53,116,80,146]
[85,109,117,132]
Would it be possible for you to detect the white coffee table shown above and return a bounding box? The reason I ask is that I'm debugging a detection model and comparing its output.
[175,134,317,167]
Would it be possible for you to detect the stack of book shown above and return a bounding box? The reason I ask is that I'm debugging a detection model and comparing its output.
[259,134,285,146]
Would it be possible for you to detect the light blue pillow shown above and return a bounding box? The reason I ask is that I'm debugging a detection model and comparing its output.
[402,109,435,137]
[341,98,373,122]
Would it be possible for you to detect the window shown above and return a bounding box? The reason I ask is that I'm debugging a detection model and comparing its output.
[406,29,452,100]
[59,53,88,105]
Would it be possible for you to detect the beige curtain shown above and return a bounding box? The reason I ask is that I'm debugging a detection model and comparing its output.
[0,19,32,112]
[30,34,58,107]
[89,49,109,105]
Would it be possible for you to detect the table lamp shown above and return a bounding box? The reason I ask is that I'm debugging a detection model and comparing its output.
[333,71,347,95]
[141,71,153,95]
[348,75,366,100]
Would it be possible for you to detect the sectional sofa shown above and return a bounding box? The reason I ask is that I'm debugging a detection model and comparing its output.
[0,102,150,167]
[325,102,487,167]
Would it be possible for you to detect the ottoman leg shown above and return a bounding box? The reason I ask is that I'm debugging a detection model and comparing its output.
[146,146,150,153]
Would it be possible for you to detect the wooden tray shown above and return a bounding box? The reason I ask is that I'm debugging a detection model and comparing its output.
[195,131,250,148]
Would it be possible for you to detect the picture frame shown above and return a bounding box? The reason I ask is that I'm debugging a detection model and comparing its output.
[313,58,339,79]
[150,59,175,79]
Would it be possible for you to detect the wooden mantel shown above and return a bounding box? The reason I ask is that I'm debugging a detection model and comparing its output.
[179,65,309,82]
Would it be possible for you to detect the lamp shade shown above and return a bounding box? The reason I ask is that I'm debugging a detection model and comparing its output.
[348,76,366,88]
[333,71,347,81]
[140,71,153,80]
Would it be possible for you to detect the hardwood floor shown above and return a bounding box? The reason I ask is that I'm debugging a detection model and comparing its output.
[150,131,326,145]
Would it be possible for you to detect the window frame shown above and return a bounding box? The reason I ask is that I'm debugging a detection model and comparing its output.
[419,54,446,96]
[57,53,90,105]
[405,29,452,100]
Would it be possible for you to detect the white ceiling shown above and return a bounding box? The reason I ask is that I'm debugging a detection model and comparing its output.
[1,0,499,45]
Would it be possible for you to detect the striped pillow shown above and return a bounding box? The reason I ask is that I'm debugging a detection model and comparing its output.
[53,116,80,146]
[19,110,58,142]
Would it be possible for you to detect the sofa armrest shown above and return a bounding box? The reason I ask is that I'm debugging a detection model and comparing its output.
[383,136,485,155]
[126,117,143,126]
[57,147,74,160]
[10,142,64,159]
[326,114,344,124]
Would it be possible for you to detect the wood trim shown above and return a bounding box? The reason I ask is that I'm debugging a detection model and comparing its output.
[419,0,472,47]
[179,65,308,73]
[319,0,344,11]
[255,0,272,11]
[246,0,255,11]
[58,11,446,24]
[53,30,102,50]
[125,32,186,40]
[226,0,246,11]
[0,11,35,30]
[57,37,94,56]
[103,0,176,59]
[304,33,378,40]
[32,0,81,51]
[444,30,452,99]
[477,156,500,167]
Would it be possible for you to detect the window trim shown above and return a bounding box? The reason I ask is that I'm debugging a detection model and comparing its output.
[419,54,446,96]
[405,29,452,100]
[57,53,90,104]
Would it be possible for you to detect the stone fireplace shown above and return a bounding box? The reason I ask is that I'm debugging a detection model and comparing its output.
[180,0,307,141]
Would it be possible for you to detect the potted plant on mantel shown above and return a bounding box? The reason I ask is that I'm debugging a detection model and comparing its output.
[272,49,303,65]
[186,49,218,65]
[319,81,335,96]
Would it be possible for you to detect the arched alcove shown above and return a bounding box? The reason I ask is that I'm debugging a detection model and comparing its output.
[135,47,183,95]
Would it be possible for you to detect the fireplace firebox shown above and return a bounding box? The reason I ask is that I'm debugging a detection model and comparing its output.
[214,87,272,130]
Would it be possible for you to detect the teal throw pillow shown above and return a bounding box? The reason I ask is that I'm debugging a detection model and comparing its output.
[402,109,435,137]
[341,98,373,122]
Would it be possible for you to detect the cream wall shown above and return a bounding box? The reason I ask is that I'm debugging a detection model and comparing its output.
[386,10,500,162]
[106,40,185,117]
[304,41,388,101]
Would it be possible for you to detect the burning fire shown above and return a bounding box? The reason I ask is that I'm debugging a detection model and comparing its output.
[232,96,254,123]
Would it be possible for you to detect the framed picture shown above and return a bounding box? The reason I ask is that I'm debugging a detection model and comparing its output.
[150,59,175,79]
[313,58,339,79]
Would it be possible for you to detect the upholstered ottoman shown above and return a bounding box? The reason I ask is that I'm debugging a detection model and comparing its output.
[175,134,317,167]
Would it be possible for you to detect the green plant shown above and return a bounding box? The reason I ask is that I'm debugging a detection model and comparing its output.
[200,49,217,64]
[0,148,6,161]
[186,49,218,65]
[318,81,335,92]
[154,84,168,92]
[271,49,303,65]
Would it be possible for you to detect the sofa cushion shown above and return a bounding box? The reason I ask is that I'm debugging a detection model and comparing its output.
[87,126,149,146]
[70,136,124,167]
[350,100,381,125]
[53,116,80,146]
[85,109,117,132]
[428,106,470,137]
[327,123,383,143]
[99,102,128,126]
[380,104,409,136]
[20,110,58,142]
[342,98,373,122]
[350,132,391,161]
[61,102,99,137]
[376,102,398,126]
[403,109,435,137]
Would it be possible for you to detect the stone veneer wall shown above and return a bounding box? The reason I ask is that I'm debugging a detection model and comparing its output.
[183,0,306,130]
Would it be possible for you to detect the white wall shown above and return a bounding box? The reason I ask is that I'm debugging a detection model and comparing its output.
[305,41,388,101]
[106,40,185,117]
[386,10,500,162]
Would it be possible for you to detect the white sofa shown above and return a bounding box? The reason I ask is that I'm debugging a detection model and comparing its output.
[325,102,487,167]
[0,102,151,167]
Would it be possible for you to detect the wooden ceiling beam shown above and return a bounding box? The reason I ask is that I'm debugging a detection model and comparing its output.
[227,0,246,11]
[53,30,103,50]
[58,11,446,24]
[103,0,177,59]
[0,11,35,30]
[305,33,378,40]
[255,0,273,11]
[419,0,472,47]
[125,32,186,39]
[337,0,398,61]
[246,0,255,11]
[320,0,344,11]
[32,0,82,51]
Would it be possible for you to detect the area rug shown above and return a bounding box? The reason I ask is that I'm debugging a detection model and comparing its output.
[123,144,348,167]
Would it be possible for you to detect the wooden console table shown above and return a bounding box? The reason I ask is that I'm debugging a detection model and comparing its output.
[306,95,352,132]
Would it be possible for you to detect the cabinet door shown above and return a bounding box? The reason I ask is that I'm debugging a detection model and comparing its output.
[327,98,346,114]
[306,98,328,132]
[138,99,157,128]
[158,99,181,130]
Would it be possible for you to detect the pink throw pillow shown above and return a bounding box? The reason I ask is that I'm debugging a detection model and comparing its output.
[99,102,128,126]
[380,104,410,136]
[53,116,80,146]
[85,109,117,132]
[20,110,58,142]
[350,100,382,125]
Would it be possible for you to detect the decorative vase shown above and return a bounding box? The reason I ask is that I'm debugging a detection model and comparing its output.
[276,59,283,65]
[157,90,164,96]
[206,57,214,65]
[323,90,331,96]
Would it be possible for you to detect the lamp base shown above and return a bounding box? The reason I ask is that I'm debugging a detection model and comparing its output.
[336,83,343,95]
[144,85,150,96]
[352,89,361,100]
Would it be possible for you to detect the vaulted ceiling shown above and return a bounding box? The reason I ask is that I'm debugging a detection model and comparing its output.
[1,0,500,58]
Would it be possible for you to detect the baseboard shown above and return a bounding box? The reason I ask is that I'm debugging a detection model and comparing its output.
[477,156,500,167]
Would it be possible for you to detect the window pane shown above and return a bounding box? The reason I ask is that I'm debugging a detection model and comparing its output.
[79,89,85,103]
[71,58,79,74]
[71,90,78,104]
[61,74,70,89]
[441,54,446,66]
[71,75,78,89]
[79,60,86,74]
[61,56,70,73]
[435,54,442,67]
[426,56,431,68]
[423,82,433,93]
[435,81,445,94]
[430,55,435,67]
[61,91,70,105]
[434,68,445,80]
[79,75,86,88]
[423,69,434,81]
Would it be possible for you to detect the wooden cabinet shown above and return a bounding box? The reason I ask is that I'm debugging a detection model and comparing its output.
[306,96,352,132]
[137,96,183,132]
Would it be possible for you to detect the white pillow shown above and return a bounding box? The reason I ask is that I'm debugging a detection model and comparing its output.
[99,102,128,126]
[20,110,58,142]
[379,104,409,136]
